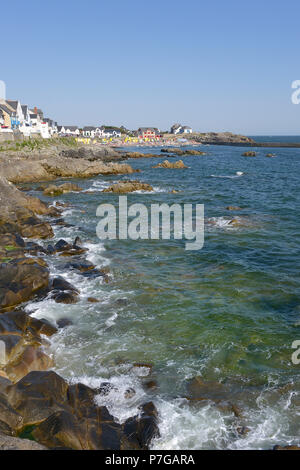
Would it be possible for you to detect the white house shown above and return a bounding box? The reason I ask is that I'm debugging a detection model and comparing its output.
[170,123,193,134]
[6,100,24,129]
[102,127,121,138]
[58,126,80,136]
[180,126,193,134]
[82,126,98,137]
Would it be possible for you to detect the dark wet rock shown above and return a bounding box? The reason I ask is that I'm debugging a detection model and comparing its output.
[59,247,87,257]
[6,371,69,425]
[73,236,83,247]
[96,382,118,396]
[87,297,99,303]
[4,345,54,383]
[123,402,160,450]
[0,335,25,363]
[1,370,160,450]
[0,420,15,436]
[0,311,57,339]
[32,410,82,449]
[266,153,275,158]
[32,408,128,450]
[57,318,73,329]
[0,312,56,382]
[50,277,79,293]
[67,383,100,419]
[55,201,71,208]
[0,259,49,310]
[54,239,71,252]
[24,241,47,255]
[52,291,78,304]
[52,217,66,226]
[81,269,108,280]
[46,244,55,255]
[0,392,23,432]
[0,376,12,394]
[63,259,95,273]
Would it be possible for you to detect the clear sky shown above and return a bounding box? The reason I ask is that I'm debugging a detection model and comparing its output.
[1,0,300,134]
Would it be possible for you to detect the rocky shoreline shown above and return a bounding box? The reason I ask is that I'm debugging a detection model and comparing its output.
[0,141,298,450]
[0,143,162,450]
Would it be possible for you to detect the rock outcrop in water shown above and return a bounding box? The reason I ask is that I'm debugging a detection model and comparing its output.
[161,148,206,156]
[43,182,82,196]
[0,150,137,184]
[242,151,256,157]
[153,160,187,169]
[192,132,255,145]
[103,180,153,193]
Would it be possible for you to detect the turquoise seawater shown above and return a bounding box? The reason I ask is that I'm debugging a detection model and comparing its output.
[26,143,300,449]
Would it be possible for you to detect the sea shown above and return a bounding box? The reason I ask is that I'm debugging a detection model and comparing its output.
[24,136,300,449]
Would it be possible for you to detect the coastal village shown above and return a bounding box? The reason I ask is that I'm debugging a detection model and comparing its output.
[0,97,193,144]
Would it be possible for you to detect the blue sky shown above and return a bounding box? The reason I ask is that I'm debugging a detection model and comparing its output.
[1,0,300,134]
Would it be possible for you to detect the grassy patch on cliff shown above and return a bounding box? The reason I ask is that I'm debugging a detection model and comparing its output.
[0,137,78,153]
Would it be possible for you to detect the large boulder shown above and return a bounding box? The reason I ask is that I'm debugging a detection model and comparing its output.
[4,346,53,383]
[32,408,126,450]
[0,311,57,339]
[123,402,160,450]
[0,177,54,239]
[2,370,160,450]
[0,259,49,310]
[0,312,57,382]
[6,371,69,425]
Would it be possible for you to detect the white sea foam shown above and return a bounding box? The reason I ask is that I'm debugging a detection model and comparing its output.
[206,217,233,228]
[211,172,244,179]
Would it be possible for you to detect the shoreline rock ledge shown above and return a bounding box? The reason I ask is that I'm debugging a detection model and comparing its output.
[0,371,160,450]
